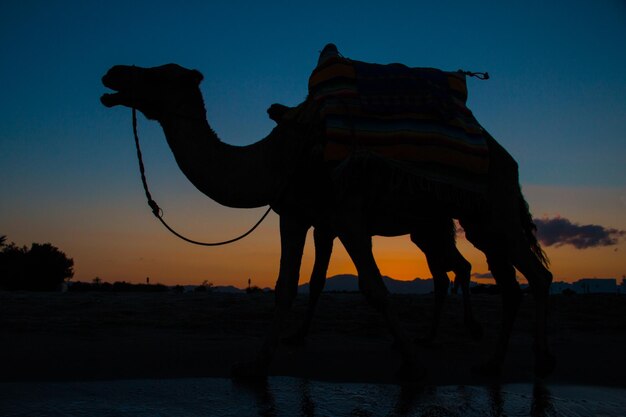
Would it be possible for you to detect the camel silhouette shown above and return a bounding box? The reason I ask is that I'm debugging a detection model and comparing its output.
[101,49,553,379]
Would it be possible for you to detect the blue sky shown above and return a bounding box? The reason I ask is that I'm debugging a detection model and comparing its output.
[1,1,625,286]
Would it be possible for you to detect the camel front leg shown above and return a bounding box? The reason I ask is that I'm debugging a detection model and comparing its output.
[231,214,308,378]
[283,227,334,346]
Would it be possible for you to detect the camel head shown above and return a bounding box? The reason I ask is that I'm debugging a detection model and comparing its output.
[101,64,205,120]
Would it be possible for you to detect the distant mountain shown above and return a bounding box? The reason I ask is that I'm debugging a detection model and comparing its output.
[213,285,244,293]
[193,285,273,294]
[174,285,245,293]
[382,276,435,294]
[298,274,358,293]
[298,274,435,294]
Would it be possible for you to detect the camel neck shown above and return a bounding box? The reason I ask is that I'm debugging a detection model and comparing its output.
[158,115,285,209]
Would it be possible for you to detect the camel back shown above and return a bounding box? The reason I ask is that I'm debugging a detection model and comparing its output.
[308,56,490,205]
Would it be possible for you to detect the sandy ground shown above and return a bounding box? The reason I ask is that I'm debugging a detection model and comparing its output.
[1,291,624,386]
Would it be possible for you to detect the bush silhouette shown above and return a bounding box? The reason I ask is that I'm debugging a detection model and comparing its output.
[0,240,74,291]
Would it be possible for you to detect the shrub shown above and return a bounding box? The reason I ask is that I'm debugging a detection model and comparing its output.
[0,241,74,291]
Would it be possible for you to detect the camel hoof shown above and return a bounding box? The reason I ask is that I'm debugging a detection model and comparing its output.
[281,333,307,347]
[471,360,502,377]
[231,359,269,380]
[468,321,484,340]
[535,352,556,378]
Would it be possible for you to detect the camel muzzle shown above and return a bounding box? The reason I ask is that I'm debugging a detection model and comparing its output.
[100,93,117,107]
[101,65,144,107]
[100,92,128,108]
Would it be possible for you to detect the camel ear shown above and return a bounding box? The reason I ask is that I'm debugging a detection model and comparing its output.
[190,69,204,85]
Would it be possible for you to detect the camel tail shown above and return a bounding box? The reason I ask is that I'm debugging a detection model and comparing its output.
[519,191,550,268]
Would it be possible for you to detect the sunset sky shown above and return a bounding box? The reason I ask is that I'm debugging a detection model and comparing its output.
[1,1,625,288]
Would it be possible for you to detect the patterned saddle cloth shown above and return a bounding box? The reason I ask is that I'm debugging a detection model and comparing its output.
[308,54,490,197]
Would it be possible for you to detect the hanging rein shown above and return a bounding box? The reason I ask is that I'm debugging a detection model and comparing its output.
[131,107,272,246]
[128,65,487,246]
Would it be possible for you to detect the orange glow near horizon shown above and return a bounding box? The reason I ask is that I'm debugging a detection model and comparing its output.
[67,230,625,288]
[6,186,624,289]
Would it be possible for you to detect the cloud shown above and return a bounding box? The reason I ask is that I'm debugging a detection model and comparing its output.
[471,272,493,279]
[534,217,626,249]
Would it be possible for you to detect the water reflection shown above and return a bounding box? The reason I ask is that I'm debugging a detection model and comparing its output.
[488,383,505,416]
[233,379,277,417]
[389,383,423,416]
[1,377,624,416]
[298,379,316,417]
[482,382,556,417]
[531,382,556,417]
[230,378,614,417]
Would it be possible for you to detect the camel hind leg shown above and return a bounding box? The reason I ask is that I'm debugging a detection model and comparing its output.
[411,231,450,344]
[450,247,482,340]
[463,219,554,377]
[484,251,522,375]
[512,241,555,377]
[507,189,555,376]
[461,219,522,376]
[411,221,481,343]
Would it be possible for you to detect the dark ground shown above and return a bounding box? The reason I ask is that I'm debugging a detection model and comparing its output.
[1,291,624,386]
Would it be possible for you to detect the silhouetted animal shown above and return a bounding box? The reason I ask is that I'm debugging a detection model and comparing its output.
[101,52,553,379]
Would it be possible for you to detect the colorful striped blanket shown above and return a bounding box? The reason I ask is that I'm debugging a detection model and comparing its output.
[308,56,490,197]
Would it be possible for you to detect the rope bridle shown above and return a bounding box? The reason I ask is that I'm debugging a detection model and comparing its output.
[131,107,272,246]
[127,62,480,246]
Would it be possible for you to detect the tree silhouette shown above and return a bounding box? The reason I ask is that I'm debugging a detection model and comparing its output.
[0,239,74,291]
[0,241,26,290]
